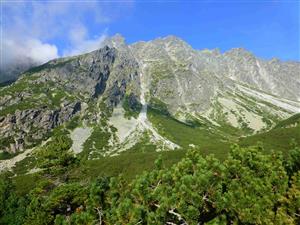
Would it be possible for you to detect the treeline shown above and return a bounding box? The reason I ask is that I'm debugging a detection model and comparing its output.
[0,137,299,225]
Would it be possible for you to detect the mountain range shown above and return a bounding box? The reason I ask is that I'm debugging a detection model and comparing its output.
[0,34,299,170]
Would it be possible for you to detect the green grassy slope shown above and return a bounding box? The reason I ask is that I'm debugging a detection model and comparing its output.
[239,113,300,153]
[9,112,300,196]
[274,113,300,129]
[148,107,232,159]
[70,150,186,180]
[12,150,186,195]
[239,127,300,153]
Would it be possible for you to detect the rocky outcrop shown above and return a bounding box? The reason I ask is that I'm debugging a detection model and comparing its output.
[0,101,81,153]
[126,93,142,112]
[223,48,300,101]
[37,46,116,98]
[33,43,140,106]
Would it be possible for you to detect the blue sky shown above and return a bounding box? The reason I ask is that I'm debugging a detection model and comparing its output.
[121,1,300,60]
[2,0,300,69]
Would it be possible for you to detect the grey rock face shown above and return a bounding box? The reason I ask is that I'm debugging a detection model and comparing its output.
[130,36,299,116]
[126,93,142,112]
[0,34,299,153]
[39,46,117,98]
[130,36,228,114]
[40,42,140,106]
[0,101,81,153]
[223,48,300,101]
[0,41,140,153]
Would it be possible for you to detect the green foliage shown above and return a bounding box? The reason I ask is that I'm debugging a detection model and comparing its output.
[285,144,300,176]
[102,146,291,224]
[0,151,16,160]
[0,172,12,213]
[48,90,68,107]
[70,150,186,181]
[0,172,28,225]
[36,135,77,175]
[2,144,299,225]
[12,173,44,196]
[65,116,81,130]
[221,145,289,224]
[13,156,37,175]
[274,172,300,224]
[81,125,111,159]
[5,128,72,177]
[44,183,87,216]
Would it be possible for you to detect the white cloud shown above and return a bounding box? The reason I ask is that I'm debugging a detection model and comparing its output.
[24,39,59,63]
[69,24,89,45]
[2,38,58,69]
[64,34,108,57]
[1,1,134,81]
[63,26,108,56]
[2,1,111,41]
[0,37,59,82]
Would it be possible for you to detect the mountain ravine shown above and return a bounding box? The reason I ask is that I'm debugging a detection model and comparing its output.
[0,34,299,159]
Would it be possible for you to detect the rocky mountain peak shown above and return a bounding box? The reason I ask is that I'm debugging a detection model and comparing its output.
[159,35,192,50]
[161,35,186,43]
[198,48,222,57]
[102,33,127,49]
[224,47,255,58]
